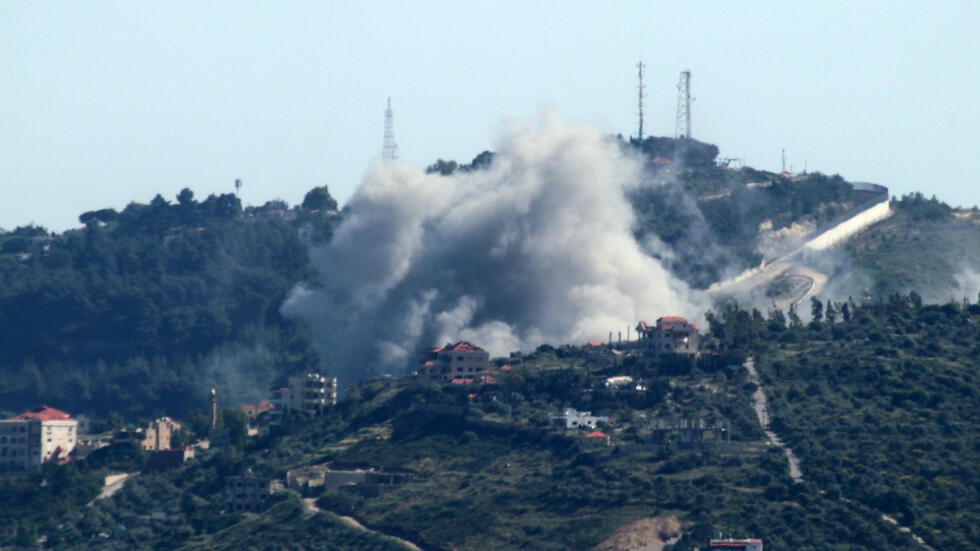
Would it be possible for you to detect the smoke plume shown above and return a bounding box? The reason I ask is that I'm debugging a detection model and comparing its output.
[282,113,704,382]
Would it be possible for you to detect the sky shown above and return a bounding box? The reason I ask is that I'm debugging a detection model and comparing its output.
[1,1,977,232]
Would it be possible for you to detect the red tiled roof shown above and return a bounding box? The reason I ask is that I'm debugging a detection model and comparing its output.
[448,341,485,352]
[424,361,434,367]
[651,156,672,164]
[658,316,688,323]
[638,320,649,328]
[500,364,512,371]
[587,341,605,347]
[13,405,73,422]
[585,431,609,438]
[450,378,476,385]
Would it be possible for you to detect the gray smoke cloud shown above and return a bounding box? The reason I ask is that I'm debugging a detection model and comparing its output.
[282,112,705,382]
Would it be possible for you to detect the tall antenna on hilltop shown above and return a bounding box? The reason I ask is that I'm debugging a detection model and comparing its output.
[382,97,398,161]
[636,60,646,142]
[675,70,692,139]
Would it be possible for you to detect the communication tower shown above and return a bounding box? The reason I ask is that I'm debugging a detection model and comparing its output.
[675,70,692,139]
[382,97,398,161]
[636,61,646,142]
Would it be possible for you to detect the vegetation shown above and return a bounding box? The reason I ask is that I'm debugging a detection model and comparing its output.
[0,187,339,418]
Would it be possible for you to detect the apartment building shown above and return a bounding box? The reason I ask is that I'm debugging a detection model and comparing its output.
[0,405,77,471]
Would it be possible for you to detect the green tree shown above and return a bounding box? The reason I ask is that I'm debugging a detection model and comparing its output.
[301,185,338,211]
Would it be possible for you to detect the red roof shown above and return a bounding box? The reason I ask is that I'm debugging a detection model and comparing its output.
[587,341,605,347]
[658,316,688,323]
[651,156,672,164]
[13,405,73,422]
[447,341,485,352]
[585,431,609,438]
[500,364,512,371]
[450,378,476,385]
[638,320,649,328]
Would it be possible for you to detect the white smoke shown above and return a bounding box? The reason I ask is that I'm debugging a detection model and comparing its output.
[282,112,705,381]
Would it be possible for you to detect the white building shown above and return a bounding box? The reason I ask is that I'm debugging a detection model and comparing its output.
[553,408,609,430]
[269,373,337,423]
[0,405,77,471]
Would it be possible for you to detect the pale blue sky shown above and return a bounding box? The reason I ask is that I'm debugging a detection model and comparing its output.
[1,1,977,231]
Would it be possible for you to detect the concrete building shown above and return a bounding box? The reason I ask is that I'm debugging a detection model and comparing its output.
[269,373,337,423]
[635,316,699,356]
[0,405,77,471]
[140,417,181,451]
[225,476,280,513]
[415,341,491,382]
[553,408,609,430]
[707,538,763,551]
[240,400,274,421]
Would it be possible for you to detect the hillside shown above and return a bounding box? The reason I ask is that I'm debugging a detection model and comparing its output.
[3,296,974,549]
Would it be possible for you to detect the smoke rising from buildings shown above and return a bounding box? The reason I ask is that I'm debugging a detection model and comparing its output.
[282,113,705,382]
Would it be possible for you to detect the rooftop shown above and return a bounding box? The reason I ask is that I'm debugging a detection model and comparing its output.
[12,405,73,422]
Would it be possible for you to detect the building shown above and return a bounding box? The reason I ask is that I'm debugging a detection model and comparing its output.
[224,476,280,513]
[635,316,699,356]
[553,408,609,430]
[0,405,77,471]
[140,417,182,451]
[415,341,491,382]
[240,400,275,421]
[145,446,195,471]
[269,373,337,423]
[707,538,763,551]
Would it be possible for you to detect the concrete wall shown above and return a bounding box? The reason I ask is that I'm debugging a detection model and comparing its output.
[804,197,892,252]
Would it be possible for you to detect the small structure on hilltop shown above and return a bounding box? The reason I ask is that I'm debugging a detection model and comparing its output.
[0,405,77,471]
[415,341,491,383]
[635,316,699,356]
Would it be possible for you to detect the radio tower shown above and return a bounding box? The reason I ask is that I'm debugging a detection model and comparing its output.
[382,97,398,161]
[675,70,692,139]
[636,61,646,142]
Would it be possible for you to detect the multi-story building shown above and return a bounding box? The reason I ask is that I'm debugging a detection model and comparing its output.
[0,405,77,471]
[415,341,491,382]
[635,316,699,356]
[268,373,337,423]
[224,476,279,513]
[140,417,182,451]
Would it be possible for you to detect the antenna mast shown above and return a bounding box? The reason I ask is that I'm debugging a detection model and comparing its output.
[636,61,646,142]
[382,97,398,161]
[675,70,692,139]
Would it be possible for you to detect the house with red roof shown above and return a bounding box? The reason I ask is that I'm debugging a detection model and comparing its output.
[0,405,78,471]
[415,341,491,383]
[635,316,700,356]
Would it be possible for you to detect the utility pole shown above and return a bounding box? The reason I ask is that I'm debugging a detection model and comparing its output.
[636,61,646,142]
[675,70,692,139]
[382,97,398,161]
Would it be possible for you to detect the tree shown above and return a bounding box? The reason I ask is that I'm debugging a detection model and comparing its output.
[219,408,249,449]
[810,297,824,323]
[301,186,338,211]
[176,188,195,207]
[79,208,118,226]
